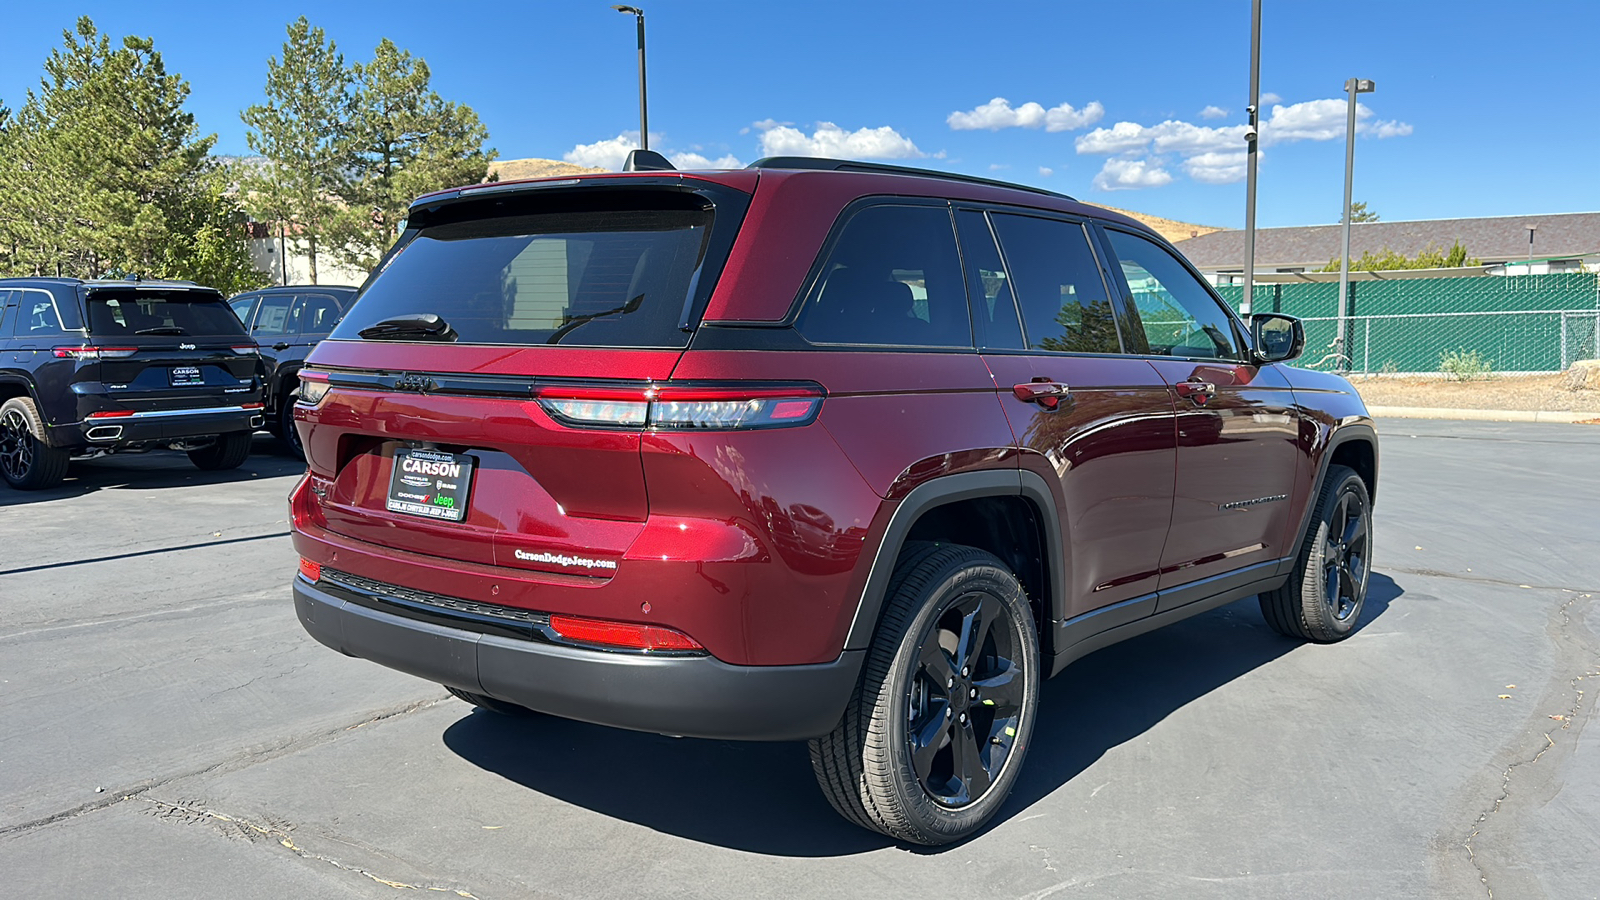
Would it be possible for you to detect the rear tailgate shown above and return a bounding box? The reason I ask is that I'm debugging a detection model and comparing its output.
[79,286,258,413]
[297,179,752,578]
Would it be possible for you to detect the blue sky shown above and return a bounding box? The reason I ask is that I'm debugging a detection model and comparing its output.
[2,1,1595,230]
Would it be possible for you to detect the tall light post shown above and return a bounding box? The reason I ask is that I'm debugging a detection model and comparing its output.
[1336,77,1375,371]
[1525,223,1537,273]
[1241,0,1262,315]
[612,5,649,151]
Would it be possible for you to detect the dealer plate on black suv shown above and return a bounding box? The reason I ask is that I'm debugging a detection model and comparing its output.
[169,365,204,387]
[386,447,474,522]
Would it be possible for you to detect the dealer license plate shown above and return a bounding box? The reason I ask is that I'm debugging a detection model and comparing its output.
[169,365,204,387]
[386,448,475,522]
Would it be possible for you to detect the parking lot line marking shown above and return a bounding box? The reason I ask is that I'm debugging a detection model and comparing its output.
[0,530,290,577]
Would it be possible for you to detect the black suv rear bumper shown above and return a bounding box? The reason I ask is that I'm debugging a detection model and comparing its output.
[55,405,264,448]
[293,578,863,741]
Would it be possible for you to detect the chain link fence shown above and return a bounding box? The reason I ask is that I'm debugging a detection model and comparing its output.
[1217,272,1600,375]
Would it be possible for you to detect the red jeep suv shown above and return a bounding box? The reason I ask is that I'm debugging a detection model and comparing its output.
[289,155,1378,844]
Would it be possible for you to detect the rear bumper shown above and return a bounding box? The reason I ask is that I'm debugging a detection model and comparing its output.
[293,577,863,741]
[52,405,264,448]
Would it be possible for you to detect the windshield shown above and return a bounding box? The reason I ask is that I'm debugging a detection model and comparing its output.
[332,208,712,348]
[84,289,247,338]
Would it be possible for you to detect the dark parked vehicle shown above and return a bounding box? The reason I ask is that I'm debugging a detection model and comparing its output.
[288,156,1378,844]
[228,285,357,456]
[0,278,265,490]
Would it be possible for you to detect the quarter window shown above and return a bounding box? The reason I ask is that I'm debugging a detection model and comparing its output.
[1106,229,1242,360]
[20,292,68,336]
[797,205,971,347]
[989,214,1121,354]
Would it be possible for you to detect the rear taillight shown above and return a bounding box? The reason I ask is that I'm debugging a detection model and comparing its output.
[230,345,260,356]
[298,557,322,583]
[548,614,704,652]
[533,384,824,431]
[53,346,137,359]
[297,369,331,406]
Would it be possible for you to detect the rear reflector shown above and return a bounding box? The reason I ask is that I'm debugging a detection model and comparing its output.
[86,410,136,418]
[298,558,322,583]
[54,346,137,359]
[549,614,704,652]
[534,383,823,431]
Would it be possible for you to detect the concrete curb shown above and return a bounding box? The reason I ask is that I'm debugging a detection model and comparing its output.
[1367,406,1598,423]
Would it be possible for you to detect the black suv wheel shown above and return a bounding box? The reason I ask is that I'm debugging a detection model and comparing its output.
[810,542,1040,845]
[0,397,70,490]
[1259,464,1372,642]
[186,431,253,471]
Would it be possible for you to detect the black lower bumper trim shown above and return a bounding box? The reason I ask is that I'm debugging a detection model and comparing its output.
[294,579,863,741]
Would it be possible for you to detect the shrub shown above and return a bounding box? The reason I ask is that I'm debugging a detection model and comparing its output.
[1439,348,1494,380]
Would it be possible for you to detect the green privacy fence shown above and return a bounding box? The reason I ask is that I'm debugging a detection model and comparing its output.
[1216,273,1600,373]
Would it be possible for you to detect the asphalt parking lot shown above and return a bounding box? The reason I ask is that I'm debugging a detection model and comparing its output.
[2,421,1596,900]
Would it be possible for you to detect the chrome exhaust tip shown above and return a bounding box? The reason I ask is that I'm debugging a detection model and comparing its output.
[85,425,123,442]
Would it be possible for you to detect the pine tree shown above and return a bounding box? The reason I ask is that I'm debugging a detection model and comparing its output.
[241,17,355,285]
[329,38,495,272]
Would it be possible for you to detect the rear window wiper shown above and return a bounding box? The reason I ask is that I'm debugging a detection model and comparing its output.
[135,326,188,335]
[357,313,458,342]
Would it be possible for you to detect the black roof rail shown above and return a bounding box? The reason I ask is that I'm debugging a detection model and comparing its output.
[746,157,1076,201]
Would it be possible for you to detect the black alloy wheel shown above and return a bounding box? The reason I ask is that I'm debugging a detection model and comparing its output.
[1322,487,1369,622]
[0,397,69,490]
[1259,464,1373,643]
[905,589,1028,807]
[810,542,1039,845]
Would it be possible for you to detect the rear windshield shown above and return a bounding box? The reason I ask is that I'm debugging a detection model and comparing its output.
[84,290,247,338]
[334,208,712,347]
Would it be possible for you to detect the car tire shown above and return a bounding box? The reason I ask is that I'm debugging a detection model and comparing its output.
[1259,464,1372,643]
[809,541,1040,846]
[187,431,253,471]
[279,396,304,459]
[0,397,70,490]
[445,686,542,718]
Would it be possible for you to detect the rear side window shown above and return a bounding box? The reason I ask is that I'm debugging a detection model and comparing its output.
[955,212,1026,351]
[797,204,970,348]
[335,208,712,347]
[989,214,1121,354]
[292,293,344,334]
[84,290,246,338]
[19,292,70,337]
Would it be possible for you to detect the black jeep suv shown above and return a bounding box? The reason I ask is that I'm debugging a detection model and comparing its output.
[0,278,266,490]
[227,285,357,457]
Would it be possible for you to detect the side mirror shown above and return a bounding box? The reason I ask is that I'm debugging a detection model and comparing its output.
[1250,313,1305,363]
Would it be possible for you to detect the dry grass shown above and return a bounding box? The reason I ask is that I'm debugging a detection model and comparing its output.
[1087,204,1226,244]
[1352,372,1600,413]
[489,158,606,182]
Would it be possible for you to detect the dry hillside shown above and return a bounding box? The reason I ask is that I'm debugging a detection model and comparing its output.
[487,158,1223,243]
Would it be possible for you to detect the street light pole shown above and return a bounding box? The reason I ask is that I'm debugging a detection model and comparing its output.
[612,6,649,151]
[1241,0,1262,315]
[1336,77,1375,371]
[1525,224,1537,274]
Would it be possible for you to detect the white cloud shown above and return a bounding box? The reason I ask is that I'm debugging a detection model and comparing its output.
[670,151,744,169]
[988,163,1009,171]
[565,133,743,171]
[1038,166,1054,177]
[1200,105,1229,120]
[1184,150,1251,185]
[1260,92,1283,105]
[1073,97,1411,189]
[1092,158,1173,191]
[755,120,925,160]
[947,97,1104,132]
[563,133,642,170]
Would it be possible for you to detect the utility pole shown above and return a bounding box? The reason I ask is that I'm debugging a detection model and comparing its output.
[1336,77,1375,372]
[1241,0,1262,315]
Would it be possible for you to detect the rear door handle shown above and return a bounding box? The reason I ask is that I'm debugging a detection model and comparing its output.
[271,342,291,351]
[1174,379,1216,405]
[1013,380,1071,410]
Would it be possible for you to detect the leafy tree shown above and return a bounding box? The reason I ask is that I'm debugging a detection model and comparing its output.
[0,18,244,285]
[1346,201,1379,223]
[241,17,355,284]
[1318,240,1481,272]
[163,162,272,295]
[328,38,495,272]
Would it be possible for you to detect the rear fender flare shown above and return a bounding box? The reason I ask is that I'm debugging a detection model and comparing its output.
[842,469,1065,653]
